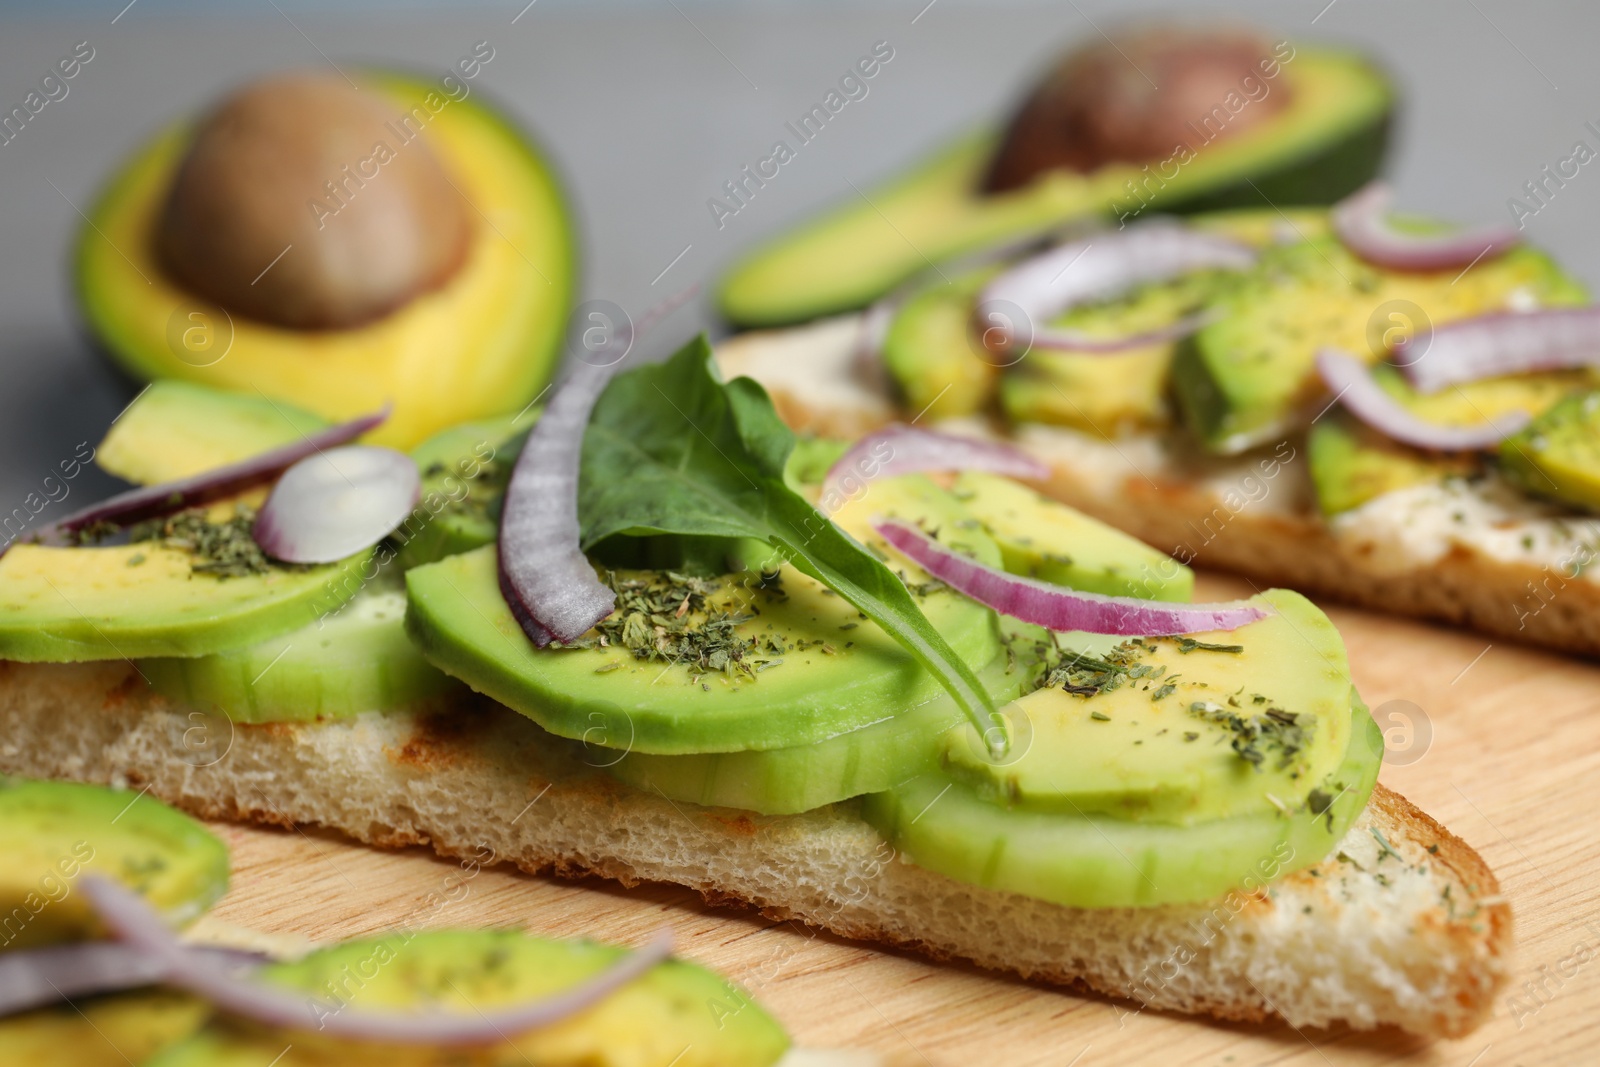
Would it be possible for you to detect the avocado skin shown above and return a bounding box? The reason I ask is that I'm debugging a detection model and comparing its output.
[1501,390,1600,512]
[1159,106,1391,216]
[718,49,1394,327]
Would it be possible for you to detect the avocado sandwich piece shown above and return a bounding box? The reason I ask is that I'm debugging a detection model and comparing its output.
[718,28,1391,327]
[714,196,1600,655]
[0,658,1508,1039]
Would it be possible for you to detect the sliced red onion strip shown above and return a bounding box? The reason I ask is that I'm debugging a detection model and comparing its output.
[0,940,266,1018]
[1397,307,1600,394]
[18,404,390,551]
[499,359,620,647]
[1332,181,1521,272]
[978,221,1256,354]
[499,285,698,646]
[822,426,1048,508]
[1317,347,1530,451]
[254,446,422,564]
[1031,309,1217,353]
[82,876,674,1046]
[873,518,1269,635]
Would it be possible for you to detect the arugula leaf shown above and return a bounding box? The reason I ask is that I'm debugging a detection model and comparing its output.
[579,335,1001,745]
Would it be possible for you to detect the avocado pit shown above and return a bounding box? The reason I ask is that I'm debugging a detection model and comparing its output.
[156,72,471,330]
[983,28,1291,193]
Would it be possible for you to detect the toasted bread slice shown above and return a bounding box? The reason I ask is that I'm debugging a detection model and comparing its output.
[0,659,1509,1038]
[715,316,1600,656]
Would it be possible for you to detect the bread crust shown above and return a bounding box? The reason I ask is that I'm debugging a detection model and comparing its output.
[0,661,1510,1038]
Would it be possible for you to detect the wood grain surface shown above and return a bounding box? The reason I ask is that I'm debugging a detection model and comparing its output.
[204,573,1600,1067]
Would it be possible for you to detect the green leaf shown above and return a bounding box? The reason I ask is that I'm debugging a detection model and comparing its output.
[579,335,1001,745]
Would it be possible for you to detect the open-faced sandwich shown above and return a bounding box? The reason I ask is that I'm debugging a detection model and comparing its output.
[0,336,1508,1039]
[0,778,855,1067]
[716,21,1600,656]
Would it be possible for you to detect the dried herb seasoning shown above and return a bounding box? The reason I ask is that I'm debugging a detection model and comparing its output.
[1188,699,1316,772]
[127,505,300,579]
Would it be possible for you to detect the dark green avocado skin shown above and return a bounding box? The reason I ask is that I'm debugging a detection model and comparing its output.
[1167,110,1392,215]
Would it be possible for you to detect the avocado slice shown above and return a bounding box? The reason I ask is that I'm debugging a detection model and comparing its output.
[0,539,368,661]
[0,990,209,1067]
[941,590,1346,823]
[863,692,1380,909]
[393,416,530,569]
[1305,367,1592,516]
[147,929,789,1067]
[405,477,1003,755]
[0,778,229,948]
[718,48,1391,327]
[1171,236,1588,454]
[96,381,329,485]
[953,471,1194,601]
[138,576,461,723]
[1307,412,1476,517]
[1501,390,1600,511]
[76,72,575,449]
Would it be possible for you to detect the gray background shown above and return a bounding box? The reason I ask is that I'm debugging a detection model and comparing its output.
[2,0,1597,510]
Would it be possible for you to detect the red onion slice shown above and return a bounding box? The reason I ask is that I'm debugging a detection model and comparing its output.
[18,404,389,551]
[873,518,1268,634]
[499,359,621,646]
[82,876,674,1046]
[1332,181,1521,272]
[253,445,421,563]
[822,426,1048,509]
[498,285,699,647]
[0,940,265,1017]
[1397,307,1600,394]
[1316,347,1530,451]
[1031,310,1217,353]
[978,221,1256,356]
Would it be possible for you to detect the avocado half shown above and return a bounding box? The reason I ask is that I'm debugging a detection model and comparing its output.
[717,47,1392,328]
[75,71,576,449]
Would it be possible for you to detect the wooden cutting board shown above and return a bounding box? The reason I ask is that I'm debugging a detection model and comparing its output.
[206,572,1600,1066]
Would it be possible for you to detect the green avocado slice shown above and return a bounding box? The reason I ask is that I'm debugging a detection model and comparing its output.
[940,590,1346,824]
[952,471,1195,601]
[1172,237,1589,454]
[1501,390,1600,511]
[603,648,1032,814]
[0,541,369,662]
[95,380,328,486]
[0,990,209,1067]
[144,930,788,1067]
[138,577,461,723]
[717,49,1391,327]
[864,692,1381,909]
[0,778,229,948]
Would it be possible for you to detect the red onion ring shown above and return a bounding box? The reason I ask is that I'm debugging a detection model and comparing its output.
[978,221,1256,356]
[253,446,422,564]
[821,426,1048,509]
[16,404,390,552]
[873,518,1268,634]
[1397,307,1600,394]
[82,876,674,1046]
[1331,181,1521,272]
[1316,348,1530,451]
[0,940,265,1017]
[498,285,698,647]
